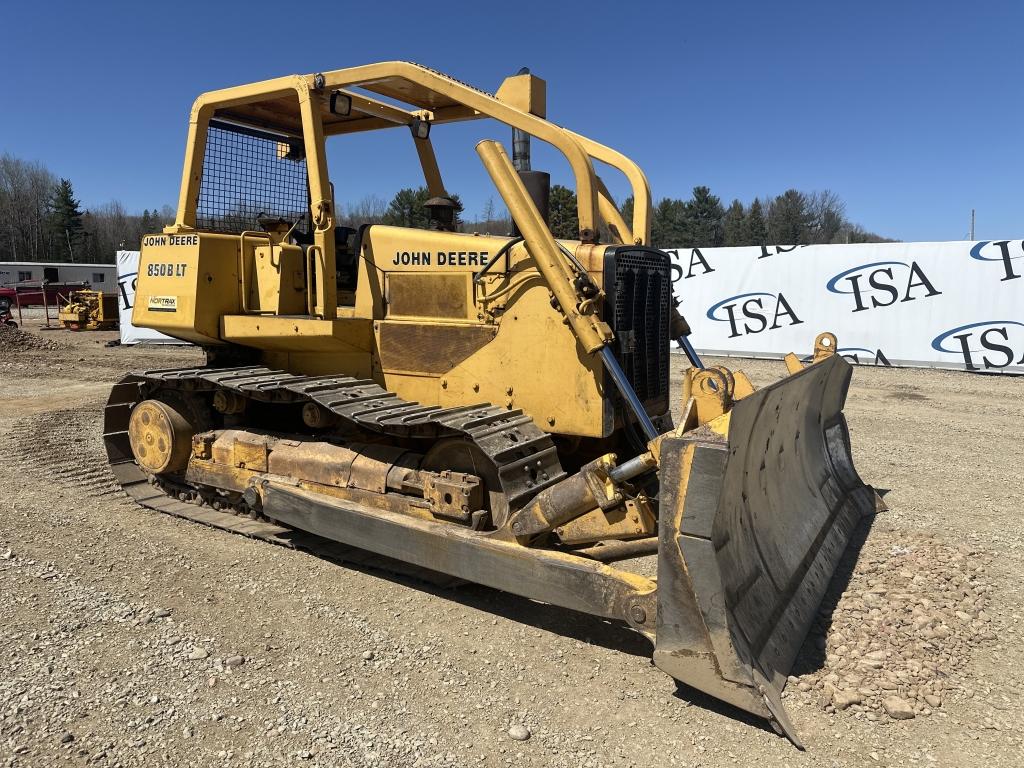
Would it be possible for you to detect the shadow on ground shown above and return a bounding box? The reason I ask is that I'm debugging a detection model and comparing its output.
[301,541,653,658]
[298,509,882,679]
[791,511,879,677]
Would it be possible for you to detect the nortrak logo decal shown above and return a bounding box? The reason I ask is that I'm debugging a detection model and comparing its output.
[932,321,1024,371]
[969,240,1022,282]
[706,291,803,338]
[826,260,941,312]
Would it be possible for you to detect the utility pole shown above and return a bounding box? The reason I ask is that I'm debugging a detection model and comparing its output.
[970,209,975,240]
[65,227,76,262]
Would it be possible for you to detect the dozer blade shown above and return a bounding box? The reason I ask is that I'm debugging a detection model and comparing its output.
[653,354,875,747]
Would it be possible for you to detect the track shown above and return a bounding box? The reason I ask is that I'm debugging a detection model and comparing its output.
[100,365,568,575]
[0,400,406,572]
[106,365,565,504]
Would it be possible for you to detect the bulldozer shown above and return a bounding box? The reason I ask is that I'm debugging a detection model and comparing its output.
[59,289,120,331]
[103,62,875,746]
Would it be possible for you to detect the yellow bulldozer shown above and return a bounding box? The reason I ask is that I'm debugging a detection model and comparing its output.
[104,62,875,746]
[59,289,120,330]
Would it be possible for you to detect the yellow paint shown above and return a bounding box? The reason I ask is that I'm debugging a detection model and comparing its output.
[221,315,373,354]
[131,62,672,439]
[133,233,239,344]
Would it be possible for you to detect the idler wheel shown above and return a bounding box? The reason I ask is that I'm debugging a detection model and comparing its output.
[129,399,195,475]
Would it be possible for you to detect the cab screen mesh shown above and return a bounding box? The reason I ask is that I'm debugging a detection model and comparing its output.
[195,120,309,234]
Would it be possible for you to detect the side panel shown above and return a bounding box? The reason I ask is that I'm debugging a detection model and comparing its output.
[360,226,611,438]
[133,233,240,344]
[439,285,608,436]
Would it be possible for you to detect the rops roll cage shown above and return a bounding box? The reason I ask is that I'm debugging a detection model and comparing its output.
[170,61,653,319]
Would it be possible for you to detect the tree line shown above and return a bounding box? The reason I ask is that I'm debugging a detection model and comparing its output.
[614,186,888,246]
[0,153,172,265]
[336,188,513,236]
[362,184,893,247]
[0,148,891,267]
[620,187,893,247]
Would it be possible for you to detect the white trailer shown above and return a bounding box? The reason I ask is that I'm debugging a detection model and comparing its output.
[0,261,118,289]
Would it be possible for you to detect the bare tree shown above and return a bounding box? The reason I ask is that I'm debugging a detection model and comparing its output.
[82,200,132,261]
[0,153,178,263]
[338,195,388,228]
[463,196,512,235]
[481,197,495,223]
[806,190,847,244]
[0,153,59,262]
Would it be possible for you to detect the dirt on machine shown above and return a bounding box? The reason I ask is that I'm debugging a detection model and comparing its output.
[103,62,876,746]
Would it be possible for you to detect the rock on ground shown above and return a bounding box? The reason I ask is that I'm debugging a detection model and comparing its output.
[0,322,1022,767]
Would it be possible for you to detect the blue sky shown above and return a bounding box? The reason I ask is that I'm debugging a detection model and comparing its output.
[1,0,1021,241]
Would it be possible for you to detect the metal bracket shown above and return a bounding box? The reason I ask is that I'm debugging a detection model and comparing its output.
[785,331,839,374]
[424,470,483,523]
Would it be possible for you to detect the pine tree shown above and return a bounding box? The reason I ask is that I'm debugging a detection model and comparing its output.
[619,195,634,230]
[744,198,768,245]
[383,188,430,229]
[683,186,725,247]
[383,187,463,230]
[548,185,579,239]
[651,198,687,248]
[768,189,811,245]
[49,178,84,261]
[722,199,746,246]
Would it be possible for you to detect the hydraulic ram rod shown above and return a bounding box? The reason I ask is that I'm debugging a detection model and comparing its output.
[600,347,658,440]
[476,139,657,441]
[476,140,612,354]
[677,336,705,369]
[670,302,705,369]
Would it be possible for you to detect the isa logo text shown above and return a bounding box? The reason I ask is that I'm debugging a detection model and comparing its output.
[969,240,1022,282]
[706,292,803,338]
[932,321,1024,371]
[826,261,941,313]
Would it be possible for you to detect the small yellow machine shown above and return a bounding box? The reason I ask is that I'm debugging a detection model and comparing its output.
[59,289,119,330]
[103,62,874,745]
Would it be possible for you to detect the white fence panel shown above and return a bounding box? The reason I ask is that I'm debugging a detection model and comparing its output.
[116,251,184,345]
[663,240,1023,374]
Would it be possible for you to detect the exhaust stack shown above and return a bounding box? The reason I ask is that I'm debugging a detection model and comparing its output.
[510,67,551,230]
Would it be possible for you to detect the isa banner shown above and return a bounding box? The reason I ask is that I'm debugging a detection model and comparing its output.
[663,240,1023,374]
[115,251,184,345]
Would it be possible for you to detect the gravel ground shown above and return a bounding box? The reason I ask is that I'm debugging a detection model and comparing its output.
[1,320,1022,767]
[0,324,69,351]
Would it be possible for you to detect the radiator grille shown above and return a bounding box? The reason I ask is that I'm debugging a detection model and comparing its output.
[609,248,671,411]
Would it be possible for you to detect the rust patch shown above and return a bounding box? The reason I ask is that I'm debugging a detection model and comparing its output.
[388,273,467,318]
[378,322,496,375]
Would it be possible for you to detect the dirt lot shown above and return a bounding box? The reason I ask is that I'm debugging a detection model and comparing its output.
[1,317,1022,768]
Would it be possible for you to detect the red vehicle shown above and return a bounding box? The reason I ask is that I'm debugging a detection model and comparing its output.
[0,281,89,311]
